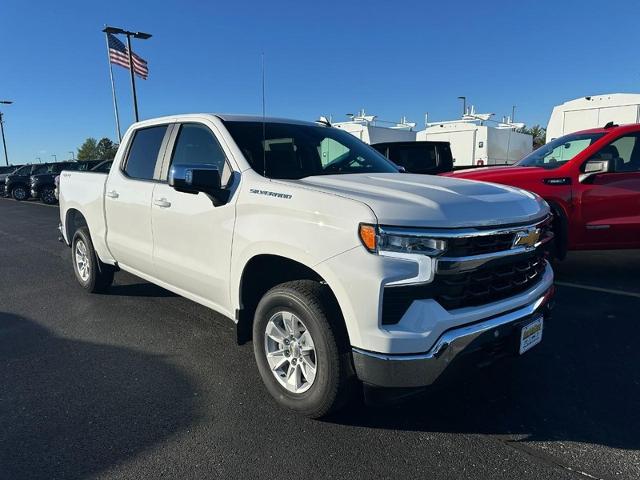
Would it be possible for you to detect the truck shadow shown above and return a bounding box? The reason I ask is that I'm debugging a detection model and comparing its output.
[328,286,640,451]
[0,312,199,479]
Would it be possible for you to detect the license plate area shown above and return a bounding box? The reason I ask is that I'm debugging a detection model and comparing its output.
[519,315,543,354]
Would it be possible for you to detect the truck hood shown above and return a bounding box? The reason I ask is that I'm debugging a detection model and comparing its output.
[442,166,542,182]
[290,173,548,228]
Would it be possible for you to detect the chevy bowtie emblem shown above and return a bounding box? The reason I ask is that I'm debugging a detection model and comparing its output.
[512,228,541,248]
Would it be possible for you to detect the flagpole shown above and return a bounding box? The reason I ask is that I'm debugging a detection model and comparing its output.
[103,30,122,142]
[125,33,140,122]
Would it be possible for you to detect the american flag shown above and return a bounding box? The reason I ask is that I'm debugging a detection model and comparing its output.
[107,33,149,80]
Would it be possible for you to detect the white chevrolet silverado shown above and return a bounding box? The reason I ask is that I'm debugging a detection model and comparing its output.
[59,114,555,417]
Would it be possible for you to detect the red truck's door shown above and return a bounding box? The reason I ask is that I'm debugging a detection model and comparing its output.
[577,133,640,248]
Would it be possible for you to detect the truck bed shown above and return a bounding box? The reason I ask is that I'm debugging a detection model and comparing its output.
[59,170,110,259]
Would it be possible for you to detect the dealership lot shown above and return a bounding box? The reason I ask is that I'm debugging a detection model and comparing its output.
[1,198,638,480]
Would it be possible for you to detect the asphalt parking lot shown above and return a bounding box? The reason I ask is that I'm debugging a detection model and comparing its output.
[1,198,639,480]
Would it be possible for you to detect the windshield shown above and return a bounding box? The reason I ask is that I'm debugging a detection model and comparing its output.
[517,132,605,169]
[223,121,399,179]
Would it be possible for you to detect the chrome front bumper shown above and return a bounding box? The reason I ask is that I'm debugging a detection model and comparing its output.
[352,287,554,388]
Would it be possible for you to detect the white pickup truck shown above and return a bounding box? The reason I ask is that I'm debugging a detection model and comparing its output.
[59,114,555,417]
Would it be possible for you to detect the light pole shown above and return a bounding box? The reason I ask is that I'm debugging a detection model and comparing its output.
[69,151,75,160]
[102,26,152,122]
[0,100,13,166]
[51,154,57,162]
[36,157,41,163]
[458,96,467,117]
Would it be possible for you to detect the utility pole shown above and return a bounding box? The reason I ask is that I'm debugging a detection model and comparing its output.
[69,151,75,160]
[0,100,13,166]
[51,154,57,162]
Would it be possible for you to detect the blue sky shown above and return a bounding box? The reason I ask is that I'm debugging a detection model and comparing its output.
[1,0,639,165]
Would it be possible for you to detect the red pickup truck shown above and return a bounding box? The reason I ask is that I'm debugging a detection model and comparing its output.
[444,123,640,258]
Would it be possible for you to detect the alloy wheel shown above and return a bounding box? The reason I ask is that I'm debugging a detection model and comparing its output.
[264,311,317,394]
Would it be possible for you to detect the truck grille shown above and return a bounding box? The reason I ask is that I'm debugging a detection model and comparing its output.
[380,216,553,325]
[381,251,547,324]
[436,252,546,310]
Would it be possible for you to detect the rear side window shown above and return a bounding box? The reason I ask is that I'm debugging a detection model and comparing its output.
[124,125,168,180]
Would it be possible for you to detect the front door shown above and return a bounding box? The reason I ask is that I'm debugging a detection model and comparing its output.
[578,133,640,248]
[150,121,236,315]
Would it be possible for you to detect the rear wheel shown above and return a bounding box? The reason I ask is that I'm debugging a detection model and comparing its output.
[41,187,57,205]
[253,280,356,418]
[11,186,27,201]
[72,227,114,293]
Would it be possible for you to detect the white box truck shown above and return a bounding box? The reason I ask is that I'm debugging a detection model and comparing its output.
[546,93,640,142]
[417,120,532,167]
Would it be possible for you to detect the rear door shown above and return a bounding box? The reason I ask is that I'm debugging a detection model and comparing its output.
[578,133,640,248]
[150,120,236,314]
[105,124,172,274]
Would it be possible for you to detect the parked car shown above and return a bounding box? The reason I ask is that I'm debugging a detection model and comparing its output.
[32,160,103,204]
[0,165,19,196]
[4,163,53,200]
[59,114,554,417]
[443,123,640,258]
[371,141,454,174]
[54,160,112,201]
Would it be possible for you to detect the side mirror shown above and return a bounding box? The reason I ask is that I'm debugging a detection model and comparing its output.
[169,163,229,204]
[579,158,611,183]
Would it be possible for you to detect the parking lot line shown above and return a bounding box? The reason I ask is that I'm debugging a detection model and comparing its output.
[0,197,58,208]
[555,281,640,299]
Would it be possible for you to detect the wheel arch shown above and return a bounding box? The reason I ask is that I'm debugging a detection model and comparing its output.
[546,199,570,259]
[235,254,348,346]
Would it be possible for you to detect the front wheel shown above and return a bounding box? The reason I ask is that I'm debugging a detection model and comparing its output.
[253,280,356,418]
[71,227,114,293]
[11,186,28,201]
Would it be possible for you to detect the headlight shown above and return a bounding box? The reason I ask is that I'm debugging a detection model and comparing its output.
[359,224,447,256]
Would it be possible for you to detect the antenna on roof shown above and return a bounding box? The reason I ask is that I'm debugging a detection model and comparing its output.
[261,52,267,177]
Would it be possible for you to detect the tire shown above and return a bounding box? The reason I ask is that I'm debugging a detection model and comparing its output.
[253,280,356,418]
[41,187,57,205]
[71,226,114,293]
[11,186,28,201]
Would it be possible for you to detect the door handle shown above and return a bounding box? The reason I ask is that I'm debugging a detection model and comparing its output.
[154,198,172,208]
[106,190,119,199]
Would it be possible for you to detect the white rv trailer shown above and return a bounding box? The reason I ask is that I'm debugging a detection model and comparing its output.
[332,110,417,144]
[416,108,532,167]
[546,93,640,141]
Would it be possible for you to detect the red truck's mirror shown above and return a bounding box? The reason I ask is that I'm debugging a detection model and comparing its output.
[579,158,611,183]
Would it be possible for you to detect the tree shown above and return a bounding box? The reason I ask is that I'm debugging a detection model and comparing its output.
[517,125,547,150]
[76,137,119,161]
[96,137,119,160]
[77,138,99,161]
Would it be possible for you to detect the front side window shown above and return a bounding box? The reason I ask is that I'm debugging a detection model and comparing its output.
[599,134,640,173]
[169,123,230,184]
[223,121,398,179]
[124,125,168,180]
[517,132,605,169]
